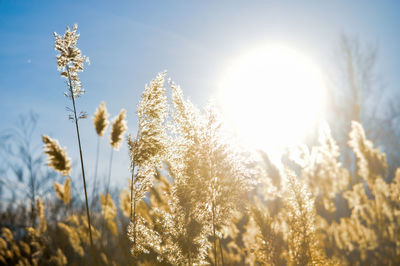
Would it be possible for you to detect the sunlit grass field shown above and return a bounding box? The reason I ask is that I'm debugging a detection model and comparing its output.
[1,23,400,266]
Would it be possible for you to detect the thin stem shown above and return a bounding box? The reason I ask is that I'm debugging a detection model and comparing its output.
[212,200,217,266]
[219,237,225,266]
[67,69,94,250]
[101,147,114,235]
[129,135,138,256]
[132,194,137,254]
[28,156,36,228]
[130,161,137,254]
[209,149,218,266]
[99,146,115,239]
[130,168,135,221]
[106,147,114,196]
[91,137,100,208]
[188,251,192,266]
[129,131,138,222]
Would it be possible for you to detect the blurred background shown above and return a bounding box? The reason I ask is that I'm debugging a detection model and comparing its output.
[1,0,400,216]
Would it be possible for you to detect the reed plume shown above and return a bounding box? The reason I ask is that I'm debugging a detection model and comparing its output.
[127,71,168,256]
[54,177,72,205]
[348,121,388,185]
[290,122,350,213]
[94,101,110,137]
[285,171,329,265]
[168,83,252,265]
[58,215,100,259]
[54,24,88,98]
[57,222,85,257]
[133,80,213,265]
[140,82,231,265]
[119,188,131,218]
[54,24,94,251]
[42,135,72,176]
[92,101,110,207]
[330,121,400,264]
[100,193,118,236]
[251,206,285,265]
[199,104,253,266]
[110,109,127,150]
[105,109,127,205]
[36,197,47,235]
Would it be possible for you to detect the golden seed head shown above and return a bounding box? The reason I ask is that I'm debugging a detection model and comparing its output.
[100,193,118,236]
[37,197,47,234]
[93,101,110,137]
[42,135,72,176]
[110,109,127,150]
[54,24,88,98]
[54,177,71,205]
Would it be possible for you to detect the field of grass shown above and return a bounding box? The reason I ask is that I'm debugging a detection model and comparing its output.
[1,24,400,266]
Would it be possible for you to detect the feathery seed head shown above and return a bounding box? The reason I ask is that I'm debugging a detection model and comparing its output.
[42,135,72,176]
[54,24,88,98]
[57,222,84,257]
[119,189,131,218]
[349,121,388,182]
[1,228,13,242]
[110,109,127,150]
[100,193,118,235]
[54,178,71,205]
[93,101,110,137]
[127,134,137,172]
[134,71,168,166]
[37,197,47,234]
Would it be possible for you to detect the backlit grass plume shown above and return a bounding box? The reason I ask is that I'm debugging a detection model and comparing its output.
[330,121,400,265]
[146,80,209,264]
[94,101,110,137]
[137,81,253,265]
[127,71,168,255]
[110,109,127,150]
[134,71,168,166]
[290,123,350,213]
[199,105,253,266]
[58,215,100,258]
[57,222,84,257]
[251,202,285,265]
[54,24,94,251]
[168,82,253,265]
[106,109,127,199]
[92,101,110,207]
[119,188,131,218]
[54,178,72,205]
[54,24,88,98]
[100,193,118,236]
[42,135,71,176]
[285,172,329,265]
[36,197,47,235]
[348,120,388,185]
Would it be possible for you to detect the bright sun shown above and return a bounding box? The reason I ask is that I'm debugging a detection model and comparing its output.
[217,44,326,159]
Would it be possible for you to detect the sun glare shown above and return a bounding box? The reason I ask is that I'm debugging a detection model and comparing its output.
[218,44,326,159]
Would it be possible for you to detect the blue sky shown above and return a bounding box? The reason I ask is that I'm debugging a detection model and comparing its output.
[1,0,400,189]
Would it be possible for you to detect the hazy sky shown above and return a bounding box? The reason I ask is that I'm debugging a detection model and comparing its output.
[1,0,400,189]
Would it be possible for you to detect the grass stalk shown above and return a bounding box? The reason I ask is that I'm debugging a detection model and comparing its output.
[219,237,225,266]
[91,137,100,208]
[67,69,94,250]
[105,147,114,196]
[212,200,217,266]
[129,146,137,254]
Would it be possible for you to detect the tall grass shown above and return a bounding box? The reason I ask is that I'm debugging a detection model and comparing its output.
[53,24,94,253]
[2,24,400,266]
[92,102,110,207]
